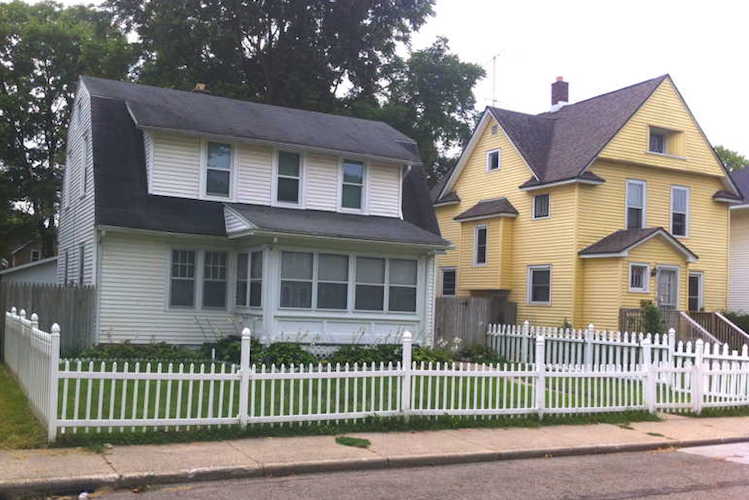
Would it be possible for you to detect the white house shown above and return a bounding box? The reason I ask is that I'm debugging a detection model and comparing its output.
[729,168,749,313]
[58,77,449,346]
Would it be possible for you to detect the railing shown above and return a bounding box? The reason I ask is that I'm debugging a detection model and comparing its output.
[689,311,749,350]
[677,311,720,344]
[619,308,719,344]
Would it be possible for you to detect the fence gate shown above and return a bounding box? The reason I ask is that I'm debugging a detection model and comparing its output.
[434,296,516,346]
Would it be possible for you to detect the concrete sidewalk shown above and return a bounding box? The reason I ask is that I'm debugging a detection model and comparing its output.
[3,414,749,496]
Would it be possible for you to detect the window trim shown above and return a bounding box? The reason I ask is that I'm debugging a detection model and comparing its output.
[235,249,264,309]
[688,271,704,312]
[670,185,690,238]
[273,149,305,207]
[656,265,680,309]
[527,265,552,306]
[317,253,350,311]
[440,267,457,296]
[532,193,551,219]
[486,148,501,172]
[649,129,666,154]
[625,179,647,229]
[30,249,40,262]
[202,250,229,310]
[628,262,650,293]
[168,249,198,310]
[201,140,235,200]
[474,224,488,266]
[338,158,367,213]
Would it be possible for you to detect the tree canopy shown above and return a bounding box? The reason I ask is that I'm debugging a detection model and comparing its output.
[715,145,748,171]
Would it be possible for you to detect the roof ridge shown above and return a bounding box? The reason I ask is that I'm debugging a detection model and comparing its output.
[489,106,557,121]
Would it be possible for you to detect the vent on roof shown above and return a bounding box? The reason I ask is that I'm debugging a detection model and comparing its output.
[550,76,568,112]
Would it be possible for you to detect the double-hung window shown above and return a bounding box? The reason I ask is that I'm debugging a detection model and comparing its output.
[317,254,349,309]
[341,160,365,209]
[671,186,689,237]
[170,250,196,307]
[533,194,550,219]
[441,268,456,296]
[389,259,417,312]
[629,263,649,293]
[277,151,301,203]
[236,251,263,307]
[475,225,487,265]
[528,265,551,305]
[626,180,646,229]
[280,251,313,308]
[205,142,232,197]
[203,251,228,308]
[355,257,386,311]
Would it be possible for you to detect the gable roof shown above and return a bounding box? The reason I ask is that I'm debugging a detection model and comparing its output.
[453,198,518,221]
[728,168,749,205]
[82,76,421,165]
[90,95,445,245]
[579,227,698,262]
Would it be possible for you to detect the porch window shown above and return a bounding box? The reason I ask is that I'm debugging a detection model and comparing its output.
[237,251,263,308]
[626,180,646,229]
[441,268,456,296]
[317,254,349,309]
[389,259,417,312]
[203,251,227,308]
[170,250,196,307]
[533,193,550,219]
[355,257,385,311]
[629,263,649,293]
[277,151,301,204]
[341,160,364,209]
[281,251,313,308]
[528,265,551,305]
[249,251,263,307]
[206,142,232,197]
[671,186,689,237]
[475,225,487,265]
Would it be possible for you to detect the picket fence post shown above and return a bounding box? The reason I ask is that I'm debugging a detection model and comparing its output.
[585,323,595,371]
[692,338,704,415]
[522,321,530,363]
[642,338,657,413]
[401,331,413,417]
[667,329,676,367]
[535,335,546,419]
[239,327,252,427]
[48,323,60,442]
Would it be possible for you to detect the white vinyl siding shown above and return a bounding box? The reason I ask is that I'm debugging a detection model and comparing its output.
[367,163,401,217]
[149,132,202,198]
[729,210,749,313]
[305,153,339,211]
[236,144,273,204]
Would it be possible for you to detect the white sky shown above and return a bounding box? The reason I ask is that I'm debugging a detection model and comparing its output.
[52,0,749,154]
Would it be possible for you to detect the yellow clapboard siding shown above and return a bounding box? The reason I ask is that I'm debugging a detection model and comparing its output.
[582,258,623,331]
[623,236,689,311]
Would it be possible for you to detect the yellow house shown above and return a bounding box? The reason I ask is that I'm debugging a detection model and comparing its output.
[433,75,742,331]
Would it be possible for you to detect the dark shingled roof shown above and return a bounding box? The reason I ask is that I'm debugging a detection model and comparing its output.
[519,171,606,189]
[579,227,698,261]
[434,191,460,205]
[228,203,447,246]
[83,76,421,164]
[90,94,445,245]
[728,168,749,202]
[454,198,518,221]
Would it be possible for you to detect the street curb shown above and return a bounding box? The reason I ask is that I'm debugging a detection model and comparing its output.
[3,435,749,497]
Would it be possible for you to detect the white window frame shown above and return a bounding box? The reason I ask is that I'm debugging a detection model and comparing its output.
[656,265,680,309]
[527,265,552,305]
[273,149,304,207]
[625,179,647,229]
[80,132,90,199]
[670,185,690,238]
[168,249,198,310]
[474,224,488,266]
[202,250,229,310]
[486,148,501,172]
[532,193,551,219]
[236,249,264,309]
[440,267,457,296]
[628,263,650,293]
[201,141,235,200]
[30,249,40,262]
[688,271,704,312]
[317,253,350,311]
[649,129,666,154]
[338,159,367,213]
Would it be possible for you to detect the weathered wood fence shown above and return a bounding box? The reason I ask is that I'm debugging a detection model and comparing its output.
[434,296,516,346]
[0,283,95,356]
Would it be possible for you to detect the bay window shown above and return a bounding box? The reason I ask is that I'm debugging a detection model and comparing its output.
[281,251,313,308]
[355,257,386,311]
[389,259,417,312]
[236,251,263,307]
[317,254,349,309]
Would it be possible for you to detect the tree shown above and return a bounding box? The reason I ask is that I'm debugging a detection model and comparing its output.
[0,1,135,256]
[715,145,748,171]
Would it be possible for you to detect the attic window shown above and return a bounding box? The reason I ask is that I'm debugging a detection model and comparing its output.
[649,130,665,154]
[491,124,499,135]
[648,127,684,156]
[486,149,501,171]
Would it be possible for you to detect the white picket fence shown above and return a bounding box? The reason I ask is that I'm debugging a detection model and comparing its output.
[5,308,749,443]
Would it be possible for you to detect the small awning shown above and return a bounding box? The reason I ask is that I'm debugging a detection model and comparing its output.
[453,197,518,222]
[579,227,698,262]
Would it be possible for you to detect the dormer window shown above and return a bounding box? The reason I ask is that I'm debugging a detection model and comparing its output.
[648,127,684,156]
[277,151,301,204]
[486,149,501,171]
[649,131,665,154]
[205,142,232,197]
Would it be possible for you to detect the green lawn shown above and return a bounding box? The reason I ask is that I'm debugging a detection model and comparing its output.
[0,364,47,449]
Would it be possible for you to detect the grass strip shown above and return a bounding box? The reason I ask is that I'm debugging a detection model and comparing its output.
[0,364,47,449]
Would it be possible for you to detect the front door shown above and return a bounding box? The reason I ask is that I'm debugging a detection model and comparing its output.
[657,268,678,310]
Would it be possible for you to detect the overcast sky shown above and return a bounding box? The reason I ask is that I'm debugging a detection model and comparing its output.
[52,0,748,154]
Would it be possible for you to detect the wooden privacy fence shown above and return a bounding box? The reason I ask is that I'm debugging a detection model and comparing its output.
[9,308,749,442]
[434,296,516,346]
[0,282,95,356]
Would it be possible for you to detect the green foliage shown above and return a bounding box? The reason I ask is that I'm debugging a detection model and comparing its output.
[641,301,666,334]
[560,318,573,330]
[335,436,371,448]
[255,342,316,367]
[78,341,205,362]
[458,344,503,365]
[327,344,402,366]
[0,364,47,449]
[412,345,454,364]
[724,312,749,335]
[715,145,749,171]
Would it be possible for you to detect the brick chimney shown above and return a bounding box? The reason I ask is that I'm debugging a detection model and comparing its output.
[551,76,568,111]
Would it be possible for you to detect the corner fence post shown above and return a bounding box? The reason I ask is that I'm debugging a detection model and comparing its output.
[48,323,60,442]
[692,339,704,415]
[585,323,594,371]
[239,327,252,428]
[401,331,413,418]
[535,335,546,419]
[642,338,656,414]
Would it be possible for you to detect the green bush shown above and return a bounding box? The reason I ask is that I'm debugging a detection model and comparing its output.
[255,342,316,366]
[199,336,264,364]
[641,301,665,334]
[725,312,749,334]
[459,344,503,364]
[327,344,402,366]
[77,341,204,361]
[412,345,454,364]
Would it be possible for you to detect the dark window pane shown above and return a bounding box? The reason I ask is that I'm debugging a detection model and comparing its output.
[281,281,312,308]
[282,252,313,279]
[476,226,487,264]
[203,281,226,308]
[390,259,417,285]
[342,184,362,209]
[389,286,416,312]
[488,151,499,170]
[630,266,645,289]
[650,133,665,153]
[250,251,263,279]
[531,269,550,303]
[318,282,348,309]
[442,270,456,295]
[343,161,364,184]
[170,280,195,307]
[237,252,248,306]
[477,228,487,246]
[206,169,230,196]
[249,282,262,307]
[319,254,348,281]
[627,208,642,229]
[356,257,385,283]
[207,142,231,170]
[278,151,300,177]
[672,213,687,236]
[277,177,299,203]
[236,280,248,306]
[532,285,550,303]
[534,194,549,218]
[355,285,384,310]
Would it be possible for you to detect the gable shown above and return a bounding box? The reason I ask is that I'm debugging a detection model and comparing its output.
[599,77,727,179]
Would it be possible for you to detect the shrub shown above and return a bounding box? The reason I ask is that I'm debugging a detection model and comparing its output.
[412,346,453,364]
[77,341,204,362]
[327,344,401,366]
[459,344,503,364]
[725,312,749,334]
[255,342,316,366]
[641,301,665,334]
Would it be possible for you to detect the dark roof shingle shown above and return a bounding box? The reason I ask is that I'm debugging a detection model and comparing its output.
[454,198,518,221]
[579,227,698,261]
[728,168,749,202]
